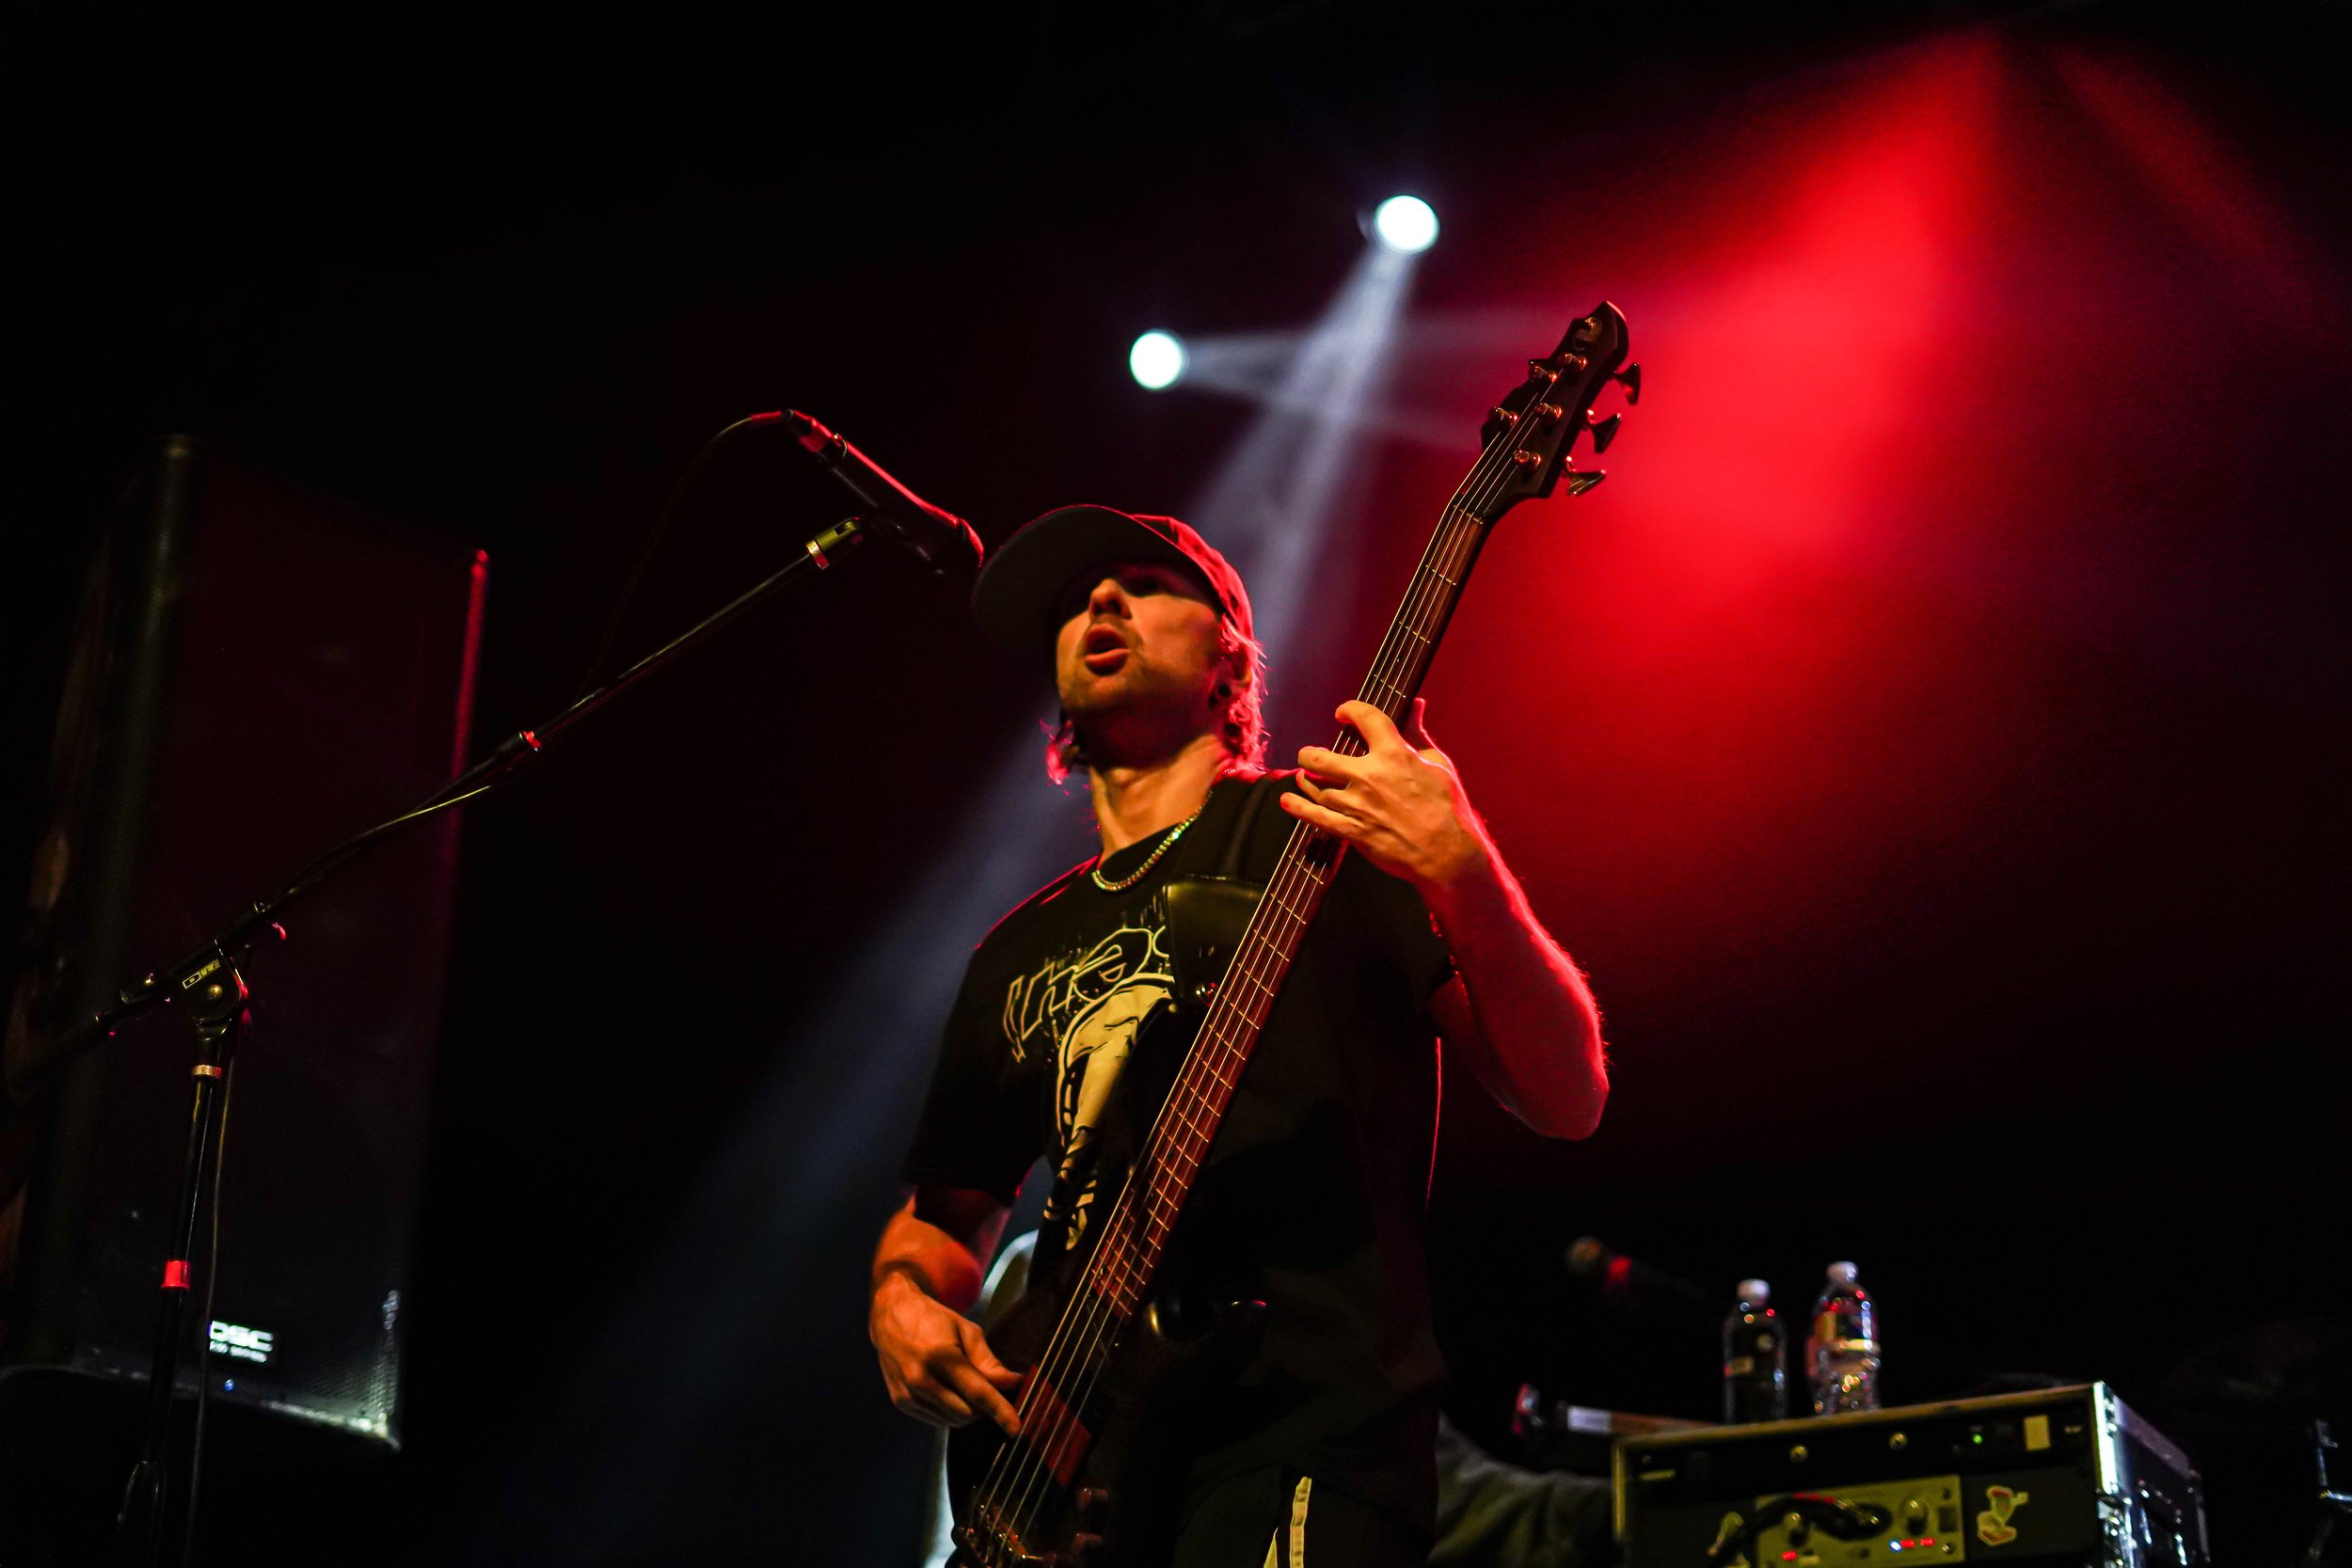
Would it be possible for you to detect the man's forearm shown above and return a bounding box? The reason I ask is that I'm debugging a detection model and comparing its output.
[872,1191,1004,1314]
[1426,847,1608,1139]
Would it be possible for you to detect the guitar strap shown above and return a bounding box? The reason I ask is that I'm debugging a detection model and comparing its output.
[1165,775,1279,1010]
[1216,771,1284,880]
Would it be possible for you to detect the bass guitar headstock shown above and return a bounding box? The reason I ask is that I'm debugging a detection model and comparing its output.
[1473,302,1638,522]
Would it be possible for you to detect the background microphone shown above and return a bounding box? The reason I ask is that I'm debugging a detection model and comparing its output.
[1565,1235,1717,1318]
[774,410,982,577]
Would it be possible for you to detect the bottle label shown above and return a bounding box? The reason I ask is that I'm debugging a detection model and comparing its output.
[1824,1338,1880,1356]
[1724,1355,1756,1378]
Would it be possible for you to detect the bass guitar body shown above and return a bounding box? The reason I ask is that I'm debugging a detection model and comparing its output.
[946,1232,1264,1568]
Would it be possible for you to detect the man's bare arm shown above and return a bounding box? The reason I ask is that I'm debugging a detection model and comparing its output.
[869,1184,1023,1435]
[1424,879,1607,1140]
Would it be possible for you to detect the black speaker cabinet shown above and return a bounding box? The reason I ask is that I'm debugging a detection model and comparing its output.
[0,435,485,1471]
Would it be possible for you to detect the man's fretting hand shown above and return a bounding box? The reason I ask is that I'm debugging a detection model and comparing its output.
[1281,698,1491,901]
[869,1270,1023,1437]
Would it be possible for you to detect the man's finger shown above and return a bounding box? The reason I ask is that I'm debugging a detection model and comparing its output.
[1279,790,1358,840]
[947,1362,1023,1437]
[1407,696,1436,752]
[1406,697,1456,769]
[961,1323,1025,1389]
[1297,772,1351,807]
[1337,700,1407,752]
[913,1383,977,1427]
[1295,744,1364,784]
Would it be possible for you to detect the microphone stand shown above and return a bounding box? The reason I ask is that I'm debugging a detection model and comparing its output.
[47,508,882,1567]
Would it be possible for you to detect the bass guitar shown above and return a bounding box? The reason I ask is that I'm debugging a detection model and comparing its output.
[949,303,1640,1568]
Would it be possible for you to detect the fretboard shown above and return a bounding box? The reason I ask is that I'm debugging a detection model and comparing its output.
[1079,499,1495,1317]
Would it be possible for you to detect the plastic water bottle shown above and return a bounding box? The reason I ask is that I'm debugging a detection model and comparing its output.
[1807,1260,1881,1414]
[1722,1278,1788,1423]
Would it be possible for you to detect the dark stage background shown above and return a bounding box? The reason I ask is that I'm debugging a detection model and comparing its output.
[8,5,2349,1563]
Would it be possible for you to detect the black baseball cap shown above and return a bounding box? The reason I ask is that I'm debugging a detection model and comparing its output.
[970,504,1253,659]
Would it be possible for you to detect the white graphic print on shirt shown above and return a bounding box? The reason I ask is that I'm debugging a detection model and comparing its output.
[1000,903,1173,1248]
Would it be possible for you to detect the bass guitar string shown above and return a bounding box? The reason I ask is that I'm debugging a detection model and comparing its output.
[992,497,1493,1542]
[971,348,1597,1554]
[976,503,1494,1550]
[972,494,1490,1539]
[974,418,1532,1553]
[967,657,1407,1545]
[967,475,1497,1536]
[983,615,1463,1558]
[979,441,1528,1553]
[970,688,1435,1550]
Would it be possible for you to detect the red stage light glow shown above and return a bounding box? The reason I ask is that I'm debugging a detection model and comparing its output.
[1415,29,2345,1159]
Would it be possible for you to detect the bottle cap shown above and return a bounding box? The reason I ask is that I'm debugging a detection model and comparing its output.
[1827,1260,1859,1285]
[1738,1278,1771,1305]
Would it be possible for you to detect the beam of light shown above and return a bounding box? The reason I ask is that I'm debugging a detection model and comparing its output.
[2046,44,2339,333]
[1128,328,1188,389]
[1174,242,1419,657]
[463,238,1423,1568]
[1172,247,1453,447]
[1373,195,1438,254]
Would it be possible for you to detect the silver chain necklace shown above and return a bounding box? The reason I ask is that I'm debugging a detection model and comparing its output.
[1089,803,1207,893]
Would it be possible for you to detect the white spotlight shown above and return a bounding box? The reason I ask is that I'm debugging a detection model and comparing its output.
[1129,330,1188,390]
[1372,195,1438,255]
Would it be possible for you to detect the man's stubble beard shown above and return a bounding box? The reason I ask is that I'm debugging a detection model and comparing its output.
[1059,656,1221,769]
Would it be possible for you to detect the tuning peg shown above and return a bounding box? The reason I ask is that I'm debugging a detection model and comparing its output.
[1613,364,1642,404]
[1565,470,1607,497]
[1588,412,1622,453]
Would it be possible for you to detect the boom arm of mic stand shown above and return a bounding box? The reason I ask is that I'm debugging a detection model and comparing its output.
[23,511,871,1096]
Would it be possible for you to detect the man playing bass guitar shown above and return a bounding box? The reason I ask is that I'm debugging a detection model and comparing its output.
[870,503,1608,1566]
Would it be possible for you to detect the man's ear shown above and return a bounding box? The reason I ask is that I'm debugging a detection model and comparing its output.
[1223,645,1255,695]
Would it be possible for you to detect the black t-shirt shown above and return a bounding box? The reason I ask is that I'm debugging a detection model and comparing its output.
[900,769,1456,1528]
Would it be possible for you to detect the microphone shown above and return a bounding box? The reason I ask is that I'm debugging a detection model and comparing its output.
[1565,1236,1716,1318]
[772,410,982,577]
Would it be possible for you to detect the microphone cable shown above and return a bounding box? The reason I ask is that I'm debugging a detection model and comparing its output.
[568,411,781,706]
